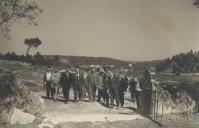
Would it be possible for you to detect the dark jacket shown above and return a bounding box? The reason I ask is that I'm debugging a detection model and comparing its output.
[129,79,136,91]
[108,74,119,90]
[87,71,96,86]
[139,72,152,90]
[119,77,129,92]
[60,72,71,88]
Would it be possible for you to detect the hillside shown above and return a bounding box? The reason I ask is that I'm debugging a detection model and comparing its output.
[155,50,199,73]
[45,55,131,68]
[45,55,163,71]
[0,52,161,71]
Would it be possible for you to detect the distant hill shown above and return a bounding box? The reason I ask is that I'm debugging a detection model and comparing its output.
[0,52,161,71]
[45,55,162,72]
[45,55,131,68]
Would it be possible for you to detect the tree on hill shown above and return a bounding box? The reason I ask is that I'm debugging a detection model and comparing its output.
[24,37,42,56]
[0,0,43,39]
[155,50,199,73]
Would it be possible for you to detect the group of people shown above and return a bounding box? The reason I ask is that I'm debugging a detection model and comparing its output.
[43,65,159,116]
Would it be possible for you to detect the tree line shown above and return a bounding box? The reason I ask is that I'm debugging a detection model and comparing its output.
[156,50,199,74]
[0,52,61,66]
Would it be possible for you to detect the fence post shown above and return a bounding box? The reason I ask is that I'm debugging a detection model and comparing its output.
[156,91,159,120]
[153,90,156,119]
[161,93,164,123]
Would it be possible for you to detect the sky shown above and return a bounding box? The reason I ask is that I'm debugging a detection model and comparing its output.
[0,0,199,61]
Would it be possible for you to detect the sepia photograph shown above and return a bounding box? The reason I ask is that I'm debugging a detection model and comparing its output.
[0,0,199,128]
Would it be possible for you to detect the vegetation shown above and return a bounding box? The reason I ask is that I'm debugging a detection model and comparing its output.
[194,0,199,7]
[2,49,199,73]
[0,52,131,67]
[0,52,61,66]
[0,0,42,39]
[156,50,199,73]
[24,37,42,56]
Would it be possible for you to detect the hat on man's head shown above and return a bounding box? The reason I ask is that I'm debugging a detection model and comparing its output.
[60,69,66,72]
[129,64,132,68]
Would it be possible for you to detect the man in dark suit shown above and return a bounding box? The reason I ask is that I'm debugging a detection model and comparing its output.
[129,76,136,102]
[107,70,120,108]
[73,68,83,102]
[102,71,110,107]
[87,69,97,102]
[118,75,129,107]
[60,69,71,104]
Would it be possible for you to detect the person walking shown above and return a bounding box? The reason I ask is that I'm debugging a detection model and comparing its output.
[129,76,136,102]
[118,75,129,107]
[79,70,86,99]
[96,72,104,102]
[82,71,92,101]
[60,69,71,104]
[134,77,143,113]
[142,70,153,117]
[44,68,53,99]
[107,70,120,108]
[88,69,97,102]
[101,71,109,106]
[73,68,83,102]
[51,68,61,102]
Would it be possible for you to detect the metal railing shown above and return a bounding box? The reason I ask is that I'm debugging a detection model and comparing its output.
[150,90,164,126]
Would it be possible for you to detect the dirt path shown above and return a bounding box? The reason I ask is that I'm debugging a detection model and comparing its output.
[38,89,145,128]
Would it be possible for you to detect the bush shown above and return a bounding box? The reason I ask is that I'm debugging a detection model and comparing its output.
[0,71,45,118]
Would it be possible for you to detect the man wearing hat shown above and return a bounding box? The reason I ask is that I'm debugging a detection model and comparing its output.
[60,68,71,104]
[73,68,83,102]
[118,75,129,107]
[107,70,120,108]
[87,69,97,102]
[51,68,61,102]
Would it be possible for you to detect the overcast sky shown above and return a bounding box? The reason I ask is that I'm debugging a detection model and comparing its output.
[0,0,199,61]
